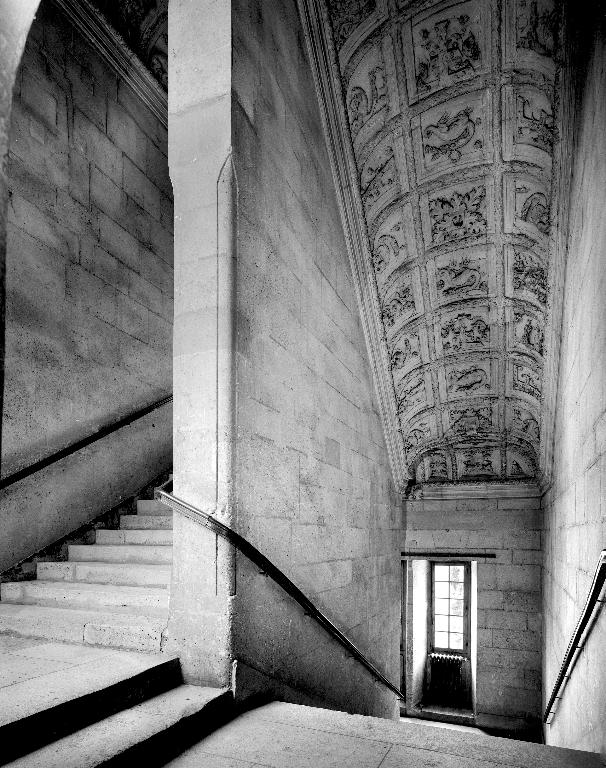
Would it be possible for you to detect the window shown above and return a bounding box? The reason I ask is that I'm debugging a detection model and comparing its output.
[431,562,469,654]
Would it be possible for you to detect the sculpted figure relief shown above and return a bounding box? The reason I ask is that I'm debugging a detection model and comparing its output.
[414,12,481,96]
[441,313,489,352]
[390,334,420,370]
[429,185,487,243]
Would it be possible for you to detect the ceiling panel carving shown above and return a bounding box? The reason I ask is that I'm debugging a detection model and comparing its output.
[325,0,561,484]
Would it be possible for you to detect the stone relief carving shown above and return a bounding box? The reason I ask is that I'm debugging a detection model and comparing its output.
[413,90,492,182]
[449,405,492,433]
[347,45,388,146]
[504,0,557,77]
[428,247,491,309]
[503,85,555,167]
[403,0,488,103]
[512,360,541,401]
[425,451,451,480]
[513,309,544,357]
[505,246,548,308]
[360,137,405,216]
[447,363,489,394]
[516,0,557,58]
[328,0,377,49]
[512,406,540,441]
[371,205,415,284]
[390,331,422,376]
[423,181,490,247]
[381,284,416,329]
[397,370,428,415]
[439,311,489,354]
[507,449,536,477]
[504,174,551,245]
[459,447,496,476]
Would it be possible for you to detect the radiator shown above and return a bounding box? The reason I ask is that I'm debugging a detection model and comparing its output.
[425,652,472,709]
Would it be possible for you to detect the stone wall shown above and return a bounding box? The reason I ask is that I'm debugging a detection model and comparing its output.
[0,0,173,571]
[542,11,606,753]
[230,0,401,717]
[403,485,542,735]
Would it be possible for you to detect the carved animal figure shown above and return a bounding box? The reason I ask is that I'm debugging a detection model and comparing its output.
[382,287,415,328]
[373,232,405,274]
[515,312,544,355]
[517,95,555,151]
[450,366,488,392]
[348,65,387,138]
[423,106,477,163]
[513,251,548,305]
[399,375,425,406]
[463,449,494,474]
[516,0,557,57]
[437,257,486,296]
[390,337,418,369]
[451,407,491,432]
[361,148,396,208]
[415,14,481,93]
[441,313,489,351]
[513,408,540,440]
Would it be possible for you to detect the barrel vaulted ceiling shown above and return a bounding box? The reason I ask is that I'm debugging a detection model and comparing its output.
[321,0,562,486]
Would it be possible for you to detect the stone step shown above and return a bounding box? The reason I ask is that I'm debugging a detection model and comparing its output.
[68,544,172,565]
[0,645,182,765]
[120,515,173,530]
[6,686,231,768]
[95,529,173,546]
[37,561,171,587]
[136,499,171,516]
[1,581,169,613]
[0,604,167,652]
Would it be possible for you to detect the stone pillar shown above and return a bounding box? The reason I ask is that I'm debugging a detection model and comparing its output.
[165,0,236,686]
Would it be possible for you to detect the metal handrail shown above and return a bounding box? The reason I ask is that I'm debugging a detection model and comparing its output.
[0,394,173,491]
[155,487,405,700]
[543,549,606,724]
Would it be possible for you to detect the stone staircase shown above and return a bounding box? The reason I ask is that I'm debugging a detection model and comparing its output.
[0,497,173,653]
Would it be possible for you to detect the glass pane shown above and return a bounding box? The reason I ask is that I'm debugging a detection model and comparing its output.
[450,581,464,600]
[435,614,448,632]
[450,632,463,650]
[450,615,463,634]
[435,581,449,599]
[434,565,450,581]
[450,598,464,616]
[434,598,450,615]
[435,631,449,648]
[450,564,464,582]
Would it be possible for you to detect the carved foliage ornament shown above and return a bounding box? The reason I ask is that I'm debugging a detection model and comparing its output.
[429,185,487,244]
[328,0,376,48]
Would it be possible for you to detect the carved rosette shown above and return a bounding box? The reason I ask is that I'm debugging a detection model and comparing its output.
[328,0,561,483]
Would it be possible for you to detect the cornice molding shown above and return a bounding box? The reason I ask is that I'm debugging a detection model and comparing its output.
[405,482,542,501]
[51,0,167,128]
[539,4,578,496]
[296,0,408,492]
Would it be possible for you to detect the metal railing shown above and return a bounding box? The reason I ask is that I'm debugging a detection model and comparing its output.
[0,394,173,491]
[155,485,405,700]
[544,549,606,724]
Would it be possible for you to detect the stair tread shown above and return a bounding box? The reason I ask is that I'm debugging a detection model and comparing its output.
[6,685,227,768]
[0,603,168,624]
[68,544,173,565]
[37,561,171,587]
[0,641,178,728]
[120,515,173,529]
[2,581,168,594]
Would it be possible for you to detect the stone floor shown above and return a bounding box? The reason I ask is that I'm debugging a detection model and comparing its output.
[0,635,170,727]
[165,701,601,768]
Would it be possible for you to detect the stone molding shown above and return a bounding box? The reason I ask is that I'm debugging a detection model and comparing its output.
[296,0,409,491]
[51,0,167,127]
[406,481,541,500]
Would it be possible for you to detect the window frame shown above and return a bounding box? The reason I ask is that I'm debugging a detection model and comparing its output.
[429,560,471,657]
